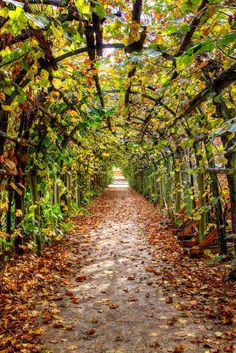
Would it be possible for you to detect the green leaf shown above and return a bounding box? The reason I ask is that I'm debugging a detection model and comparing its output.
[218,33,236,46]
[188,40,215,54]
[208,0,221,3]
[200,41,215,52]
[94,3,106,18]
[16,94,27,104]
[180,23,191,33]
[127,142,134,149]
[176,54,194,70]
[25,13,49,29]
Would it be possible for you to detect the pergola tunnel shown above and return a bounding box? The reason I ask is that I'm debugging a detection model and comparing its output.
[0,1,236,267]
[1,1,236,351]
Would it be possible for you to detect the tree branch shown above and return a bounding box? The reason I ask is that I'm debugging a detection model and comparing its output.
[103,89,176,117]
[125,66,137,106]
[17,0,69,6]
[132,0,143,23]
[0,130,37,148]
[54,43,125,63]
[0,15,8,29]
[176,0,209,57]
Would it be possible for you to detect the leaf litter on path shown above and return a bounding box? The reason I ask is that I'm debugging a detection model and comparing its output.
[0,187,235,353]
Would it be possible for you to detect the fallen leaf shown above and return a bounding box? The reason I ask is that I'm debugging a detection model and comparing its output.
[223,345,234,352]
[127,275,135,280]
[76,275,88,282]
[91,317,98,324]
[173,345,185,353]
[85,328,96,335]
[65,325,74,330]
[167,316,178,326]
[128,297,138,302]
[166,296,173,304]
[149,340,161,348]
[32,327,45,335]
[146,266,155,273]
[174,331,187,337]
[109,303,118,309]
[71,297,80,304]
[52,321,64,328]
[148,332,159,337]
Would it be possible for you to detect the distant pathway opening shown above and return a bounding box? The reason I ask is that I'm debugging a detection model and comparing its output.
[108,168,129,188]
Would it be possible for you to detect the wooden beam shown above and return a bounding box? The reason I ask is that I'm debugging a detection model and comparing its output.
[206,168,236,175]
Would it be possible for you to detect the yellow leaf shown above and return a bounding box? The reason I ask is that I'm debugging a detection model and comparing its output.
[40,69,49,80]
[0,202,9,212]
[102,152,110,157]
[124,78,131,90]
[0,7,9,18]
[1,104,12,112]
[129,30,141,43]
[68,110,78,117]
[32,327,45,335]
[71,117,78,123]
[4,160,17,175]
[51,23,63,40]
[10,182,22,195]
[0,231,9,239]
[75,0,90,14]
[15,209,23,217]
[0,92,6,101]
[129,21,140,30]
[156,34,164,44]
[52,78,62,90]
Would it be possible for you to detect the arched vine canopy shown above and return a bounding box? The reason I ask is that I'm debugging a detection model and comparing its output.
[0,0,236,256]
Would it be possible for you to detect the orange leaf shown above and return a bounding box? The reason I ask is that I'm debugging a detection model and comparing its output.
[173,345,185,353]
[146,266,155,273]
[76,275,88,282]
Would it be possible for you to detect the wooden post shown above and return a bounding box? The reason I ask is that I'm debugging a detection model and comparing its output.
[174,169,182,226]
[29,173,41,255]
[205,142,227,254]
[193,142,207,241]
[215,100,236,256]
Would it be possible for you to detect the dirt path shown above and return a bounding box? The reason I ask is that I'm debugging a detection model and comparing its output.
[38,187,235,353]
